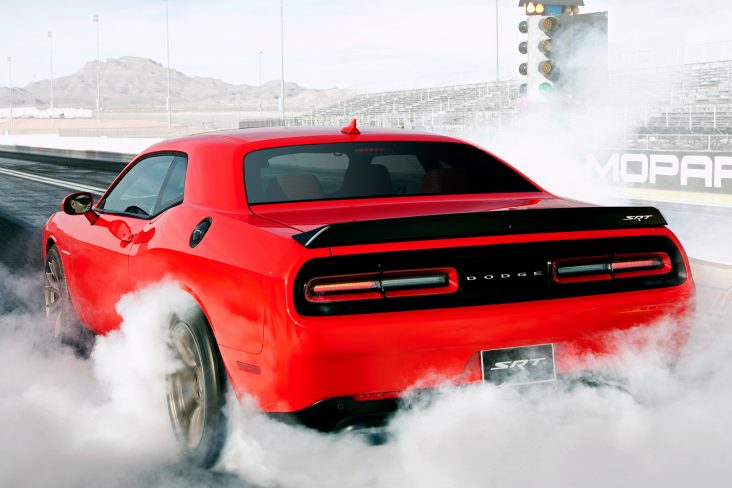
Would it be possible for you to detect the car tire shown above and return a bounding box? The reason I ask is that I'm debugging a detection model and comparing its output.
[44,244,95,356]
[167,313,228,468]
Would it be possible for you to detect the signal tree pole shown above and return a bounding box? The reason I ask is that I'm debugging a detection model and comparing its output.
[165,0,172,128]
[93,14,101,124]
[7,56,13,127]
[48,31,55,123]
[496,0,502,127]
[280,0,286,125]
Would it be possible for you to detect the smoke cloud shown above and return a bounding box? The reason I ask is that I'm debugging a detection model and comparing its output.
[0,218,730,488]
[0,274,246,488]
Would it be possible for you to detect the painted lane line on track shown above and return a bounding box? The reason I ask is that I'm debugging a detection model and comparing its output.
[0,167,105,194]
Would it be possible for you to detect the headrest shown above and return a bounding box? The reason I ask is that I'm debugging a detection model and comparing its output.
[420,168,472,194]
[275,174,324,201]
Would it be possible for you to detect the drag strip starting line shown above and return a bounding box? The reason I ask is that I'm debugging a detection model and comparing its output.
[0,167,106,194]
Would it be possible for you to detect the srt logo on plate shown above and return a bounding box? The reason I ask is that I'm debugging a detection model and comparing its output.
[490,358,548,370]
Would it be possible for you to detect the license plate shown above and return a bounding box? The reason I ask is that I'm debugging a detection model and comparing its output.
[481,344,556,386]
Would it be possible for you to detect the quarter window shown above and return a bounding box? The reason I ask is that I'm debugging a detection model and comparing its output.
[101,154,187,217]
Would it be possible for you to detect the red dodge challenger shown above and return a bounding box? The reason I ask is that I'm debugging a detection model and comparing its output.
[43,123,694,467]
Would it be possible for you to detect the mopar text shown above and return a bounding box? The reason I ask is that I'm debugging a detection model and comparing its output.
[587,152,732,188]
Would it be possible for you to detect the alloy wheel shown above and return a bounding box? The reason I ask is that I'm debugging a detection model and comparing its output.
[44,253,64,337]
[168,322,207,449]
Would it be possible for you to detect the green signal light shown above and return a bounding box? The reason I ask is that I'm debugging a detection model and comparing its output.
[539,82,553,94]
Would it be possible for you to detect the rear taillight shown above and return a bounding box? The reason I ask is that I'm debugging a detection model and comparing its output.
[551,253,672,284]
[305,268,458,303]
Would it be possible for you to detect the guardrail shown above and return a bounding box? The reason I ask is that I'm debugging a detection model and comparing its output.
[0,144,132,171]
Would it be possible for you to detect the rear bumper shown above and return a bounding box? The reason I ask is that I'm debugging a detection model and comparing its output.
[222,282,694,413]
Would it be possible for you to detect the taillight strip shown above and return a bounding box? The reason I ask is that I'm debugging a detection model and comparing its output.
[311,280,380,294]
[610,258,663,272]
[555,263,610,277]
[305,268,458,303]
[381,275,448,289]
[552,253,671,284]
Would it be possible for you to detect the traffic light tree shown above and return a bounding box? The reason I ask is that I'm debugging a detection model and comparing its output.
[517,1,608,106]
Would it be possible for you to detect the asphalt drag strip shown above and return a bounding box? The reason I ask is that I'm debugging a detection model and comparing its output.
[0,157,119,271]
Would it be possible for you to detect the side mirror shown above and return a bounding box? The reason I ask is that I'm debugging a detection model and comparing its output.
[62,192,99,224]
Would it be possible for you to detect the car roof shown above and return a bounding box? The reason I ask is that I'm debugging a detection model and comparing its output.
[156,126,462,146]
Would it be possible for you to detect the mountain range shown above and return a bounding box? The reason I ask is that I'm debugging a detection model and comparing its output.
[6,56,348,111]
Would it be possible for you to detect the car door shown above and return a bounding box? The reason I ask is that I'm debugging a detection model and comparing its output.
[128,154,188,289]
[69,154,179,334]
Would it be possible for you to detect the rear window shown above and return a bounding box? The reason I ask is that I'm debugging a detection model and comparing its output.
[244,142,538,204]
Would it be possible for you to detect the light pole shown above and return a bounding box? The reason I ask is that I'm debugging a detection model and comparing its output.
[495,0,502,127]
[164,0,172,128]
[48,31,55,122]
[93,14,101,124]
[279,0,285,125]
[7,56,13,127]
[258,50,263,87]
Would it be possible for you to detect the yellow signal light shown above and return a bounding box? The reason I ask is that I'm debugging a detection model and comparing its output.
[538,39,552,55]
[535,3,545,14]
[526,2,536,14]
[539,61,554,76]
[540,17,558,34]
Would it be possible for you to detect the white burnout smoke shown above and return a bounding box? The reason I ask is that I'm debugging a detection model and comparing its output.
[0,277,207,488]
[211,297,731,488]
[1,266,730,488]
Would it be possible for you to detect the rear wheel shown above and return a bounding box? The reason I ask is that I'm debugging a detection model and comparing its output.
[44,245,94,356]
[167,313,228,468]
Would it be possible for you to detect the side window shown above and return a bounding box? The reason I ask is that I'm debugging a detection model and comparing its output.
[154,156,188,214]
[101,155,180,217]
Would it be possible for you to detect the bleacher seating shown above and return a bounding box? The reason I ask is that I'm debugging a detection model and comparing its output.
[240,60,732,151]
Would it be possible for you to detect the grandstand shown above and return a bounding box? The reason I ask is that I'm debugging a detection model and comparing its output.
[242,60,732,151]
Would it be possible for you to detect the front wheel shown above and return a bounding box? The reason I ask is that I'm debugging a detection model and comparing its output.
[167,313,228,468]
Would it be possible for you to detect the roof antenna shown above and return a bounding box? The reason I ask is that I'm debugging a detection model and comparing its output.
[341,119,360,135]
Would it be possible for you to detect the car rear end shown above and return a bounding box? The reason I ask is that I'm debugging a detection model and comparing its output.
[240,132,694,432]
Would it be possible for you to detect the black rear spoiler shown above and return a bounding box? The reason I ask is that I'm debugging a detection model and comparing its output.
[291,206,667,249]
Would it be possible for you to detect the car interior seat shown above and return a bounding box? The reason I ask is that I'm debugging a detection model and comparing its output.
[337,164,393,198]
[265,174,324,202]
[420,168,473,194]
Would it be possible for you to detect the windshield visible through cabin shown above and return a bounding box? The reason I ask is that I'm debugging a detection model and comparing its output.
[243,141,539,204]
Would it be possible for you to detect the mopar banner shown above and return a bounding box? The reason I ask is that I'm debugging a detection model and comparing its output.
[587,151,732,194]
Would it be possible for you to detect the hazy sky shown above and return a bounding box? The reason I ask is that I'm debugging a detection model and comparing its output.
[1,0,732,91]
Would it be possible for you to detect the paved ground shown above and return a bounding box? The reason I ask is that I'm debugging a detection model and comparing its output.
[0,156,119,271]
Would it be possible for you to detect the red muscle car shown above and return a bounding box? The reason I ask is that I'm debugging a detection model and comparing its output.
[43,122,694,467]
